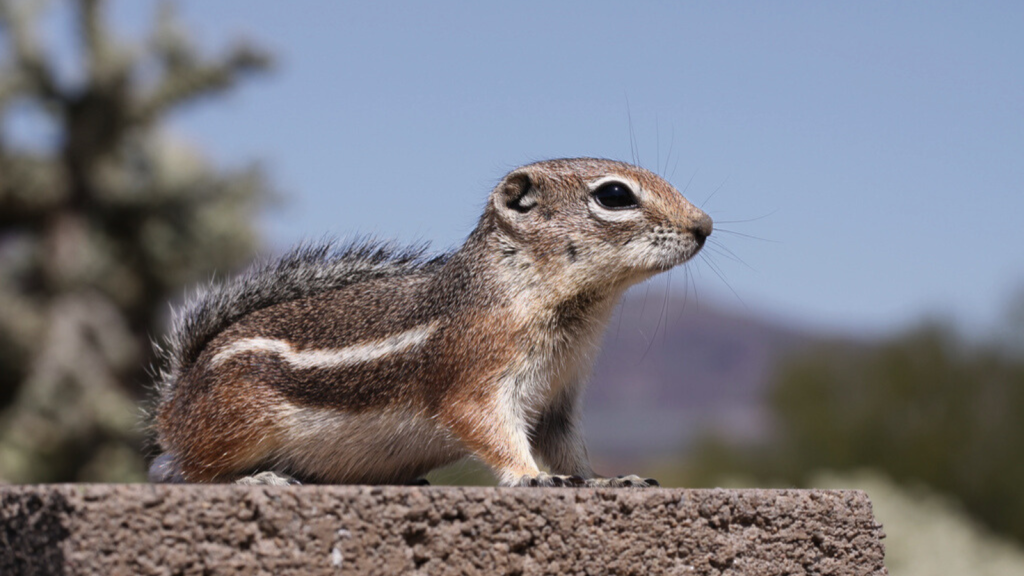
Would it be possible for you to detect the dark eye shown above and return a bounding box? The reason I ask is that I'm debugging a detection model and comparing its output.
[592,182,639,210]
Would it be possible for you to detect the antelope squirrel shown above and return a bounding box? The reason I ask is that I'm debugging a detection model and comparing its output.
[149,157,712,488]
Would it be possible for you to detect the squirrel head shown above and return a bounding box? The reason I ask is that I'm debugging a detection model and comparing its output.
[480,158,713,295]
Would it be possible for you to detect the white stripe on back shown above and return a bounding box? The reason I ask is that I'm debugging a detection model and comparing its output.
[211,322,437,369]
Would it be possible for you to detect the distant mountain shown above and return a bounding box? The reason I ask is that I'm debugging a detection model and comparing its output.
[582,289,823,463]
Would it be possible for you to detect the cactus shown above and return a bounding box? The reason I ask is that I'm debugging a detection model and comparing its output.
[0,0,272,482]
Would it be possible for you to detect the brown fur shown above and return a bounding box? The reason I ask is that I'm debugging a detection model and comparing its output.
[152,158,712,486]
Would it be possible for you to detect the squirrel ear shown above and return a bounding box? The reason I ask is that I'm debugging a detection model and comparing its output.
[497,172,538,214]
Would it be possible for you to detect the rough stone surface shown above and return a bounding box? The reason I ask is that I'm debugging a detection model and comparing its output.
[0,485,886,575]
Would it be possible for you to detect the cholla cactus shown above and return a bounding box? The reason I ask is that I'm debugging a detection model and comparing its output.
[0,0,272,482]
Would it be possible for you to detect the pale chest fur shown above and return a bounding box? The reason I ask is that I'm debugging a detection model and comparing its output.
[495,288,621,419]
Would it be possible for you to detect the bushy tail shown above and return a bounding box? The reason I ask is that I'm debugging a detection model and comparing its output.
[152,239,448,403]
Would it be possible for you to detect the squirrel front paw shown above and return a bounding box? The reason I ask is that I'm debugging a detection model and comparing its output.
[514,472,588,487]
[584,475,660,488]
[513,472,659,488]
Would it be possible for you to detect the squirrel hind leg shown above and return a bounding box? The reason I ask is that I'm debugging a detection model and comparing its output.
[155,373,291,483]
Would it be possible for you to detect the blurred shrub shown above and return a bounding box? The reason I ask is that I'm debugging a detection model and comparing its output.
[688,305,1024,545]
[0,0,272,482]
[815,470,1024,576]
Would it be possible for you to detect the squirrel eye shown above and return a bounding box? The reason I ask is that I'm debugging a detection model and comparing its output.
[592,182,639,210]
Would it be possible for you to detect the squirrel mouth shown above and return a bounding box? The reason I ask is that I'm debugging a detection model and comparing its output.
[654,242,703,271]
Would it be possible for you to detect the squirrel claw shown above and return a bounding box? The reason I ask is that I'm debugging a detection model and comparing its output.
[515,472,587,488]
[584,475,659,488]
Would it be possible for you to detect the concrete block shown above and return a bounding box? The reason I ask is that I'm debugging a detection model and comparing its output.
[0,485,886,575]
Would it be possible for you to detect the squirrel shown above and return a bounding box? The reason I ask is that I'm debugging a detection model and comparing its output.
[148,157,712,488]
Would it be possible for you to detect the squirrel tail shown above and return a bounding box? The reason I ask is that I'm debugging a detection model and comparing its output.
[151,239,448,404]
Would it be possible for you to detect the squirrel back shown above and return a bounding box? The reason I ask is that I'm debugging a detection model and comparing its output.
[153,241,448,405]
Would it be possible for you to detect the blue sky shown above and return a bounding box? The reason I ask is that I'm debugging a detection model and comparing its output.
[18,1,1024,336]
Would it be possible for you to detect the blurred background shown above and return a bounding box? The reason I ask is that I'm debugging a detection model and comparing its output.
[1,1,1021,573]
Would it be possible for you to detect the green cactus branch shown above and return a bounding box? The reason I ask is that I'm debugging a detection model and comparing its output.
[133,43,272,125]
[0,0,61,104]
[0,0,273,483]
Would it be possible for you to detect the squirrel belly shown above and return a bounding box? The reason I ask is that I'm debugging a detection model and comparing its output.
[151,158,712,487]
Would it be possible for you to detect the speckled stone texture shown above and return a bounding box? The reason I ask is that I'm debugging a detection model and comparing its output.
[1,485,886,575]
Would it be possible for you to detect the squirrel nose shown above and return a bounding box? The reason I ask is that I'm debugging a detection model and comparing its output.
[690,213,713,247]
